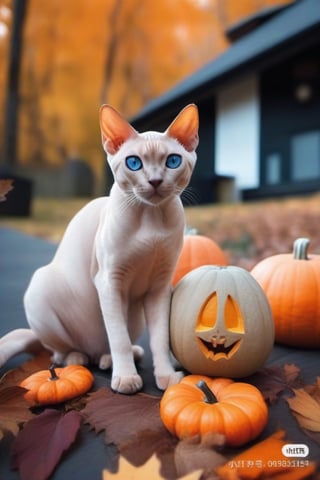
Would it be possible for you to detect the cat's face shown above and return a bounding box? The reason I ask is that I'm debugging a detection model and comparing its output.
[100,104,199,206]
[108,131,196,206]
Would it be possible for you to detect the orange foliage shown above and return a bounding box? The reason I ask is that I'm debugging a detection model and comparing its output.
[0,0,294,189]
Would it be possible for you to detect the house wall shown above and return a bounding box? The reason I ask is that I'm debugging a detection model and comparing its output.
[260,44,320,188]
[215,75,260,189]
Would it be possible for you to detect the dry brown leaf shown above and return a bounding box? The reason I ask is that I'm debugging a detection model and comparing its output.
[82,387,179,474]
[287,380,320,432]
[174,434,226,478]
[119,428,178,478]
[82,387,163,445]
[0,386,35,440]
[0,351,51,440]
[0,179,14,202]
[0,349,52,390]
[304,377,320,403]
[11,409,82,480]
[248,363,302,404]
[103,454,202,480]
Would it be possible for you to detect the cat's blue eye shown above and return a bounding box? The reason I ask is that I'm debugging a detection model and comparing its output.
[126,155,143,171]
[166,154,182,169]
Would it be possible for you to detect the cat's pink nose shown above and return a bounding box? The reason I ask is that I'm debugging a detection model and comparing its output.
[149,179,163,189]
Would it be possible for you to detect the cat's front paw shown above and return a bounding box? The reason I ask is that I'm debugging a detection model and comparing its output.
[111,374,143,394]
[156,370,184,390]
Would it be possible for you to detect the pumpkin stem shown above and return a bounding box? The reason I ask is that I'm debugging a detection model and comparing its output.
[49,365,59,381]
[293,238,310,260]
[196,380,217,404]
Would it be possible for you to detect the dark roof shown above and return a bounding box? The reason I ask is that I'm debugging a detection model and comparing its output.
[225,4,289,42]
[132,0,320,126]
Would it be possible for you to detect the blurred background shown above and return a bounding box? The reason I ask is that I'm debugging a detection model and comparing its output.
[0,0,301,196]
[0,0,319,266]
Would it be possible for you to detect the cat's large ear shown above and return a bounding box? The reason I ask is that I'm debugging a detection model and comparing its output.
[166,104,199,152]
[100,105,138,155]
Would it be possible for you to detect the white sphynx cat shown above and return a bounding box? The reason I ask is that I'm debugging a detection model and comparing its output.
[0,104,199,394]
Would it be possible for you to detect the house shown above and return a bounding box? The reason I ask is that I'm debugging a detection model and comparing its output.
[131,0,320,203]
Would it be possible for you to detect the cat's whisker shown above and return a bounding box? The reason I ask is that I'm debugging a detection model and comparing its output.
[117,190,139,214]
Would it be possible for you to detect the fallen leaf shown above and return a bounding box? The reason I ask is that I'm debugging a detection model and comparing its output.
[119,428,178,479]
[174,434,226,478]
[82,387,177,476]
[64,393,92,412]
[248,363,302,404]
[0,349,52,390]
[0,179,14,201]
[303,376,320,403]
[286,378,320,432]
[0,386,35,440]
[282,364,301,384]
[82,387,164,446]
[11,409,82,480]
[215,430,316,480]
[103,454,202,480]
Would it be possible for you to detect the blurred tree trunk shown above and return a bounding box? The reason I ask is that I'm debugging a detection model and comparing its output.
[3,0,28,168]
[100,0,123,194]
[100,0,123,105]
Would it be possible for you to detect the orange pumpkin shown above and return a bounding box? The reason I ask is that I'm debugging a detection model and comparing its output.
[20,365,94,405]
[160,375,268,447]
[172,234,227,286]
[251,237,320,348]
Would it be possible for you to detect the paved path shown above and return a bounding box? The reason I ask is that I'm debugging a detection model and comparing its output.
[0,227,57,373]
[0,228,112,479]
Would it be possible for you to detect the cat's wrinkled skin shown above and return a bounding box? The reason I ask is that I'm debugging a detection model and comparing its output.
[0,104,198,394]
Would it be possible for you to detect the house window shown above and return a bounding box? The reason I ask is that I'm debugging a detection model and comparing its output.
[266,153,281,184]
[291,131,320,180]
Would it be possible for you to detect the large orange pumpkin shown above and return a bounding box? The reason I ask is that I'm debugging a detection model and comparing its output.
[251,237,320,348]
[160,375,268,447]
[172,234,227,286]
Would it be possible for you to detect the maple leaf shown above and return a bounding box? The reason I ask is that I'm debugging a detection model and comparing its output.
[0,179,14,202]
[286,378,320,445]
[119,428,178,479]
[0,386,34,440]
[82,387,164,447]
[11,409,82,480]
[304,376,320,403]
[0,349,52,390]
[248,363,302,404]
[103,454,202,480]
[174,434,227,478]
[82,387,179,474]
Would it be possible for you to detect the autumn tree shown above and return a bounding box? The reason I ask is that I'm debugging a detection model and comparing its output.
[3,0,28,168]
[0,0,294,192]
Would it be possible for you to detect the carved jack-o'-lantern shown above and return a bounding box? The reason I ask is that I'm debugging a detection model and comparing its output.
[170,265,274,378]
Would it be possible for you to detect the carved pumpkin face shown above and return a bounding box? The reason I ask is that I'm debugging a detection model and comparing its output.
[170,265,274,378]
[195,292,245,360]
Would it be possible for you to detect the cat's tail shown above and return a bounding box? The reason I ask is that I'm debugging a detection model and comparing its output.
[0,329,43,368]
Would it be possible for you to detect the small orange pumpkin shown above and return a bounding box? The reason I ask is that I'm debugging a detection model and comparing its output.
[20,364,94,405]
[160,375,268,447]
[172,234,228,286]
[251,237,320,348]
